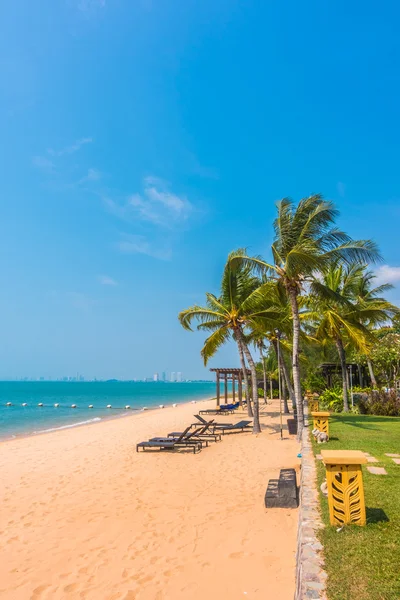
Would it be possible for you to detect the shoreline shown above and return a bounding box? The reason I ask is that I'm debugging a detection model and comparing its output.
[0,395,216,444]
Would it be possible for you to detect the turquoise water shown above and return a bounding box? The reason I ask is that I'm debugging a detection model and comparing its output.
[0,381,216,439]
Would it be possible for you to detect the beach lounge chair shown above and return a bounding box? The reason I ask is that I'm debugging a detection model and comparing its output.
[137,427,202,454]
[192,414,234,429]
[199,403,238,415]
[214,420,252,434]
[168,421,222,443]
[149,426,210,448]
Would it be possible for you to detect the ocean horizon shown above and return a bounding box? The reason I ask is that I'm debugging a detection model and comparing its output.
[0,381,217,440]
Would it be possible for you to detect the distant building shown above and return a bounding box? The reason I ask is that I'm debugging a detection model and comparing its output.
[153,372,159,382]
[162,371,166,382]
[170,372,176,382]
[177,372,182,382]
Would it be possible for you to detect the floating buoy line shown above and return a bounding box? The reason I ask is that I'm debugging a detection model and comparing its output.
[2,402,180,411]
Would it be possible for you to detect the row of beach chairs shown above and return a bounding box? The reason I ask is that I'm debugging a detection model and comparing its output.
[199,401,243,415]
[136,414,252,454]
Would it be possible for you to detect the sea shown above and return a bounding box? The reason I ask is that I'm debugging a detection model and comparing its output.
[0,381,216,440]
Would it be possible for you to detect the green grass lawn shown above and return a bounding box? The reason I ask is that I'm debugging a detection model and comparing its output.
[313,414,400,600]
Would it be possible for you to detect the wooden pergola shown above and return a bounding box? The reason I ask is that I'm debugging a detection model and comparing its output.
[210,367,251,407]
[319,363,369,388]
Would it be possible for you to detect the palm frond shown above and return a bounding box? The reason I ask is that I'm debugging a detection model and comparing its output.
[201,327,231,365]
[178,306,226,331]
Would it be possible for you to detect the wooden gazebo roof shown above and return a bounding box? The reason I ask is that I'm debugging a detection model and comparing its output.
[210,368,249,406]
[210,368,251,375]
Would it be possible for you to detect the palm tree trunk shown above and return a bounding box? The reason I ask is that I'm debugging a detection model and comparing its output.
[335,336,349,412]
[282,377,290,414]
[287,288,304,437]
[237,339,253,417]
[357,364,363,388]
[260,350,267,405]
[237,328,261,433]
[271,339,294,411]
[367,358,377,388]
[269,378,273,402]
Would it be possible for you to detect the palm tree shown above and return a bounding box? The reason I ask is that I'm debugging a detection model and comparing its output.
[233,331,253,417]
[246,280,297,409]
[353,270,398,387]
[230,195,380,435]
[307,263,396,411]
[257,338,268,406]
[178,250,283,433]
[263,350,278,401]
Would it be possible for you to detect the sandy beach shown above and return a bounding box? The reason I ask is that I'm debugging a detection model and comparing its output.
[0,399,299,600]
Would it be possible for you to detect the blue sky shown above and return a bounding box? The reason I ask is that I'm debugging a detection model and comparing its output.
[1,0,400,379]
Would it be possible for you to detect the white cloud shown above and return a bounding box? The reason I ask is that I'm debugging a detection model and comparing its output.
[104,177,192,228]
[374,265,400,285]
[102,197,126,220]
[32,156,55,171]
[47,137,93,157]
[98,275,117,286]
[78,168,102,184]
[117,234,172,261]
[337,181,346,197]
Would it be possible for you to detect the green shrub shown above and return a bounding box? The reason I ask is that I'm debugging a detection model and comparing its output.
[319,387,343,412]
[301,370,327,394]
[358,389,400,416]
[258,387,279,398]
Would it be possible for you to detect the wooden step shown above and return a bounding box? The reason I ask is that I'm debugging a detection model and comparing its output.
[265,468,298,509]
[264,479,280,507]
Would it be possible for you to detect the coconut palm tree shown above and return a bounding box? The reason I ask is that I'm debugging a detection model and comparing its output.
[263,350,278,402]
[178,250,283,433]
[353,270,398,387]
[230,195,381,435]
[246,279,297,409]
[307,263,396,411]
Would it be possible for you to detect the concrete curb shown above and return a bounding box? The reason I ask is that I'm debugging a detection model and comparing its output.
[294,407,328,599]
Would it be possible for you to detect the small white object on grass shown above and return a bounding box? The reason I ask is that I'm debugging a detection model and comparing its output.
[125,405,131,409]
[106,404,112,408]
[38,403,43,407]
[54,403,59,408]
[88,405,93,408]
[6,402,12,406]
[71,404,77,408]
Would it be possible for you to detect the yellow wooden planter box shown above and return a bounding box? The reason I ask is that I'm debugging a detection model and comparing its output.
[308,399,319,413]
[311,411,330,436]
[321,450,367,526]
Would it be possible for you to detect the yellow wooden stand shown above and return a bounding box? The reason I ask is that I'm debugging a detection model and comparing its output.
[311,411,330,436]
[308,399,319,413]
[321,450,367,526]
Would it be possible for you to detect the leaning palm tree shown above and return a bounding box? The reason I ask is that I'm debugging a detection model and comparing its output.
[178,250,283,433]
[307,262,396,411]
[230,195,381,436]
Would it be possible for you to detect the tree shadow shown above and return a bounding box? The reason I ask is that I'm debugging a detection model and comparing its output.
[366,507,389,524]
